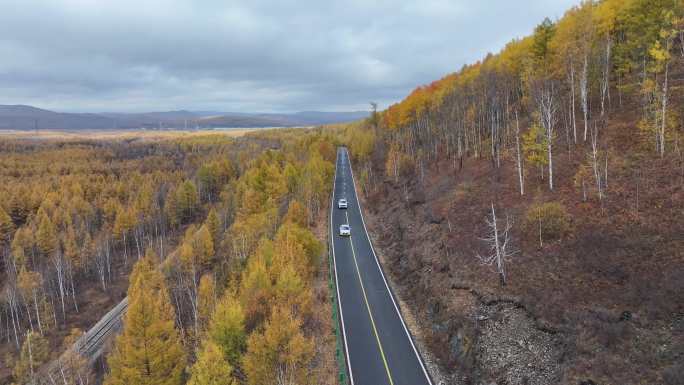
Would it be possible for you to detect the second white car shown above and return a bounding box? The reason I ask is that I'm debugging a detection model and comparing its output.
[339,224,351,236]
[338,198,348,209]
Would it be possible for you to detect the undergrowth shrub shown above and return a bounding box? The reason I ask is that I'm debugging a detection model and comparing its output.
[524,202,571,242]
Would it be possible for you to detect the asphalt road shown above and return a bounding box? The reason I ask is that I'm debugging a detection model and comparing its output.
[330,147,433,385]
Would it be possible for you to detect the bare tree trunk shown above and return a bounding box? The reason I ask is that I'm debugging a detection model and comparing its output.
[538,82,557,191]
[122,233,128,266]
[50,295,58,328]
[491,204,503,285]
[476,203,514,287]
[134,227,142,261]
[3,307,10,345]
[591,123,603,201]
[105,238,112,284]
[547,132,554,191]
[635,170,640,220]
[600,39,611,117]
[569,61,577,143]
[659,48,670,158]
[604,156,609,190]
[25,301,34,333]
[53,253,67,319]
[515,112,524,196]
[95,248,107,291]
[67,261,79,313]
[538,208,543,248]
[6,283,21,348]
[189,265,199,340]
[580,55,589,142]
[28,331,35,381]
[618,72,623,107]
[32,291,43,335]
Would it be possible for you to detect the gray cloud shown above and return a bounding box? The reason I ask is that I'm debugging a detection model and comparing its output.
[0,0,578,112]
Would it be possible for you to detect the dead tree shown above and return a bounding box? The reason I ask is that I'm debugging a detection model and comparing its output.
[477,203,516,286]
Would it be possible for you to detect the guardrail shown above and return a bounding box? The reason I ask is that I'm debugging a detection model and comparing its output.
[74,297,128,361]
[41,297,128,383]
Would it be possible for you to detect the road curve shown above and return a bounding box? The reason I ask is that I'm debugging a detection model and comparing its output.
[330,147,433,385]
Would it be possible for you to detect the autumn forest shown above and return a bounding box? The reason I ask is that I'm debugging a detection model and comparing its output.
[0,131,340,384]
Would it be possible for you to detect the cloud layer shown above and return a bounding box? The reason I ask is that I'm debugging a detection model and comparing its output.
[0,0,578,112]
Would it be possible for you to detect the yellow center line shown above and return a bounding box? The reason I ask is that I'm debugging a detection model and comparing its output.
[345,211,395,385]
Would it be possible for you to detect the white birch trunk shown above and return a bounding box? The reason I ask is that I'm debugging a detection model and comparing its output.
[580,55,589,142]
[659,47,669,158]
[515,112,524,196]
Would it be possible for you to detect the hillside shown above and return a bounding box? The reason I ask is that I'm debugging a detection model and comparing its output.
[337,1,683,384]
[0,105,121,130]
[0,105,369,130]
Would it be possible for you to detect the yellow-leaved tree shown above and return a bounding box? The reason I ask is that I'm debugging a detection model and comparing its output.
[243,306,314,385]
[187,341,237,385]
[35,210,58,257]
[204,208,221,247]
[239,257,273,329]
[272,263,313,320]
[105,250,186,385]
[272,223,322,281]
[13,331,49,383]
[207,292,246,368]
[0,207,15,246]
[282,199,309,228]
[522,122,549,181]
[197,274,216,334]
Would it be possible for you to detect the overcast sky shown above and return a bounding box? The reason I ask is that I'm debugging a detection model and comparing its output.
[0,0,578,113]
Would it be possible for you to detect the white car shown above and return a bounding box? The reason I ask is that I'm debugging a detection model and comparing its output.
[338,198,348,209]
[339,224,351,236]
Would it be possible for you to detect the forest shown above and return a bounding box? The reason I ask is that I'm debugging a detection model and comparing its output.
[335,0,684,384]
[0,129,340,384]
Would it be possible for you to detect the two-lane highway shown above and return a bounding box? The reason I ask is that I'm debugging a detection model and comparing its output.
[331,147,433,385]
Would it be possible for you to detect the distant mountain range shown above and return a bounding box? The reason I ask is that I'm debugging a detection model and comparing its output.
[0,105,369,130]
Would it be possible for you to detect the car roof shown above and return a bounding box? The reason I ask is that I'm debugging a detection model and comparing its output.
[340,224,349,227]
